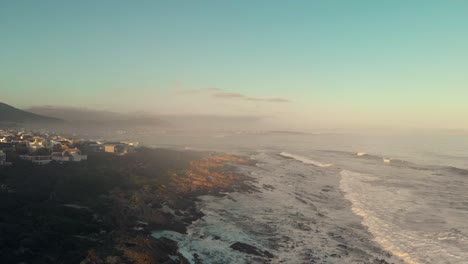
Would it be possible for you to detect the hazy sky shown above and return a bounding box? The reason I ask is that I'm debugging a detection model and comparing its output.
[1,1,468,130]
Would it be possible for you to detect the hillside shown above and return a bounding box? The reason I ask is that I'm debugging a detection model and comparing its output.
[27,106,170,127]
[0,102,62,123]
[28,106,268,131]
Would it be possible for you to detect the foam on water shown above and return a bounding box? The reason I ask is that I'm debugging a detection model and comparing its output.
[339,169,468,264]
[152,152,399,264]
[134,132,468,263]
[340,170,419,264]
[280,152,333,167]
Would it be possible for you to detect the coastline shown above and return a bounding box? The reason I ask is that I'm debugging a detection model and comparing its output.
[0,147,257,263]
[81,149,259,264]
[147,151,406,264]
[0,145,406,263]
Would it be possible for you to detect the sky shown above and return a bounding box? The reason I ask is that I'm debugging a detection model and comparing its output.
[1,0,468,131]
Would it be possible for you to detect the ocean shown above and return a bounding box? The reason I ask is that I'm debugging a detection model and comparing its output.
[138,132,468,263]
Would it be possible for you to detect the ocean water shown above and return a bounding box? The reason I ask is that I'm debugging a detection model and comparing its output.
[137,132,468,264]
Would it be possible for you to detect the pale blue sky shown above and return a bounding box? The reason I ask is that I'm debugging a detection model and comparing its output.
[1,0,467,129]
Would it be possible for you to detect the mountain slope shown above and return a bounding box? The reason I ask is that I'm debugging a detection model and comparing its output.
[27,106,169,127]
[0,102,62,123]
[27,106,267,130]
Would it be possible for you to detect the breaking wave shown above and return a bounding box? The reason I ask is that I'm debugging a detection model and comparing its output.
[339,169,468,264]
[339,170,419,264]
[441,166,468,176]
[279,152,333,167]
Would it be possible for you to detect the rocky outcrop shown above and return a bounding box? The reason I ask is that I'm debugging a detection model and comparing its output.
[169,154,253,192]
[230,242,274,258]
[89,152,255,263]
[0,148,254,264]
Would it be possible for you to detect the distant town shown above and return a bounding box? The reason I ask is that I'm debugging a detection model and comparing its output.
[0,128,137,166]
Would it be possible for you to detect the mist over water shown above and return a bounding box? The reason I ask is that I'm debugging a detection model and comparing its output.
[3,0,468,262]
[129,132,468,263]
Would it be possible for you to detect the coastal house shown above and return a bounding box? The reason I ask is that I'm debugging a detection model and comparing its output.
[0,128,92,164]
[58,140,73,150]
[76,141,104,153]
[1,134,17,143]
[51,152,70,162]
[64,148,87,161]
[104,142,132,155]
[19,155,52,165]
[18,134,33,141]
[28,137,53,152]
[88,143,104,152]
[51,148,87,162]
[51,141,64,152]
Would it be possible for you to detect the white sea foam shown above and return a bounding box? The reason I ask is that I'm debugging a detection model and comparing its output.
[279,152,333,167]
[339,169,468,264]
[339,170,419,264]
[357,152,367,156]
[140,132,468,264]
[152,153,399,264]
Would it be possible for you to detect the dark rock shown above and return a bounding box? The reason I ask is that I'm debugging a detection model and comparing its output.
[155,237,179,255]
[193,253,203,264]
[230,242,274,258]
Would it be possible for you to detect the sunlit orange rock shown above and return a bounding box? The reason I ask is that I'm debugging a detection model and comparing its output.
[167,154,250,193]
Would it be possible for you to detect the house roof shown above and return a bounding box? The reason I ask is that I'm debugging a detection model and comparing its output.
[64,148,80,153]
[104,142,124,145]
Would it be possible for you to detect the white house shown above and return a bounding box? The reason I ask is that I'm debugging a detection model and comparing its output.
[51,152,70,162]
[19,155,52,165]
[51,148,87,162]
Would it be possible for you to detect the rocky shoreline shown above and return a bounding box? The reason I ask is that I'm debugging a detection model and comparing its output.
[83,152,262,264]
[0,147,406,264]
[0,147,258,264]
